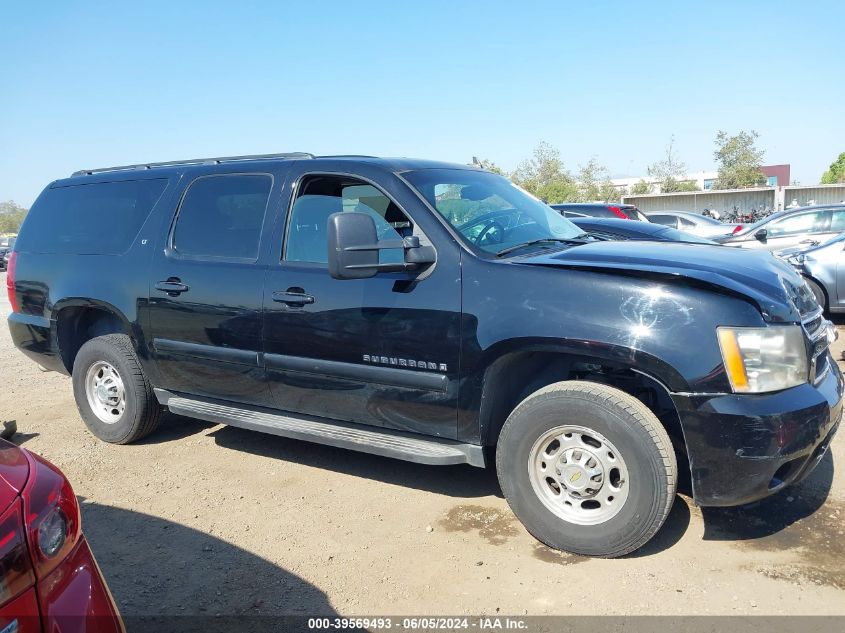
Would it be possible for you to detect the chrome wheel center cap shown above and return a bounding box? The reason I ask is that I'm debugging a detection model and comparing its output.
[562,464,590,491]
[96,384,111,403]
[559,447,603,497]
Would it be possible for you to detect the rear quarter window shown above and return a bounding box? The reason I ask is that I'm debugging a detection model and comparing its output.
[16,179,168,255]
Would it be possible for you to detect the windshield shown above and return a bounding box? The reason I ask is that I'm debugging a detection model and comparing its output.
[403,169,585,254]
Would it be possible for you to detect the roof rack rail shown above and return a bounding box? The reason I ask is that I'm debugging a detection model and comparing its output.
[71,152,315,176]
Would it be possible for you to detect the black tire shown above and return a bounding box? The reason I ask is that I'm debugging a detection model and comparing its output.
[803,276,827,312]
[496,380,676,558]
[72,334,162,444]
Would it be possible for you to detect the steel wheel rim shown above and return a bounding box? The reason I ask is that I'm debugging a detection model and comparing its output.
[528,424,629,526]
[85,361,126,424]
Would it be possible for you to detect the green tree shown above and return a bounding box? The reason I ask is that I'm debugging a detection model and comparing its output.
[576,158,619,202]
[0,200,28,234]
[674,180,700,192]
[471,157,505,176]
[647,136,696,193]
[713,130,766,189]
[511,142,578,203]
[821,152,845,184]
[629,180,653,195]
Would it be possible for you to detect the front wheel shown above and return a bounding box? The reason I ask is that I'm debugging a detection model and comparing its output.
[496,381,677,557]
[803,276,827,313]
[72,334,162,444]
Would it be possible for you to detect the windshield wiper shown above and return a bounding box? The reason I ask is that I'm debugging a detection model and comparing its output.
[496,236,590,257]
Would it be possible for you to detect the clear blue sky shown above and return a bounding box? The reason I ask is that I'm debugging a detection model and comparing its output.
[2,0,843,207]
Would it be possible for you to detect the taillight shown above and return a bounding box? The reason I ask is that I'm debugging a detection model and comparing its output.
[607,206,628,219]
[5,251,18,313]
[22,452,81,579]
[0,502,36,605]
[732,225,743,235]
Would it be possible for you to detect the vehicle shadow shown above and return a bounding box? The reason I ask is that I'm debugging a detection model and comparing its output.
[80,500,338,633]
[700,450,834,542]
[209,423,503,500]
[622,493,691,558]
[133,412,217,446]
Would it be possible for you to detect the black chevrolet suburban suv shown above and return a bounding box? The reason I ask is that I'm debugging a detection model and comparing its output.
[7,153,842,557]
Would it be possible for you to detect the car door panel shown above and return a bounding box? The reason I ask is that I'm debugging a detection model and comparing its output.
[262,166,462,439]
[148,170,282,406]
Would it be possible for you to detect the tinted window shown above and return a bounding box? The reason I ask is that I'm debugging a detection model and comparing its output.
[766,211,827,237]
[579,207,615,218]
[173,175,271,260]
[285,177,409,264]
[16,179,167,255]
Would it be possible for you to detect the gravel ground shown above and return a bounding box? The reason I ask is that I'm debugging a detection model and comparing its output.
[1,270,844,618]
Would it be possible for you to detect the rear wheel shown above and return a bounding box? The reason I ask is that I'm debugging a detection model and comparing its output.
[72,334,162,444]
[496,381,676,557]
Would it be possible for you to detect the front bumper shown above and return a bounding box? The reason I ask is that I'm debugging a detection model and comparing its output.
[673,353,843,507]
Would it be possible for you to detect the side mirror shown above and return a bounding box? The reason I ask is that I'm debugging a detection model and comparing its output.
[327,212,435,280]
[754,228,768,242]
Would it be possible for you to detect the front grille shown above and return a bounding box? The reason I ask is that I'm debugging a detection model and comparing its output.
[801,307,834,384]
[803,314,824,339]
[786,276,821,317]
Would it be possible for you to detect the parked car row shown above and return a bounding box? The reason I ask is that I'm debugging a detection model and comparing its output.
[7,153,840,562]
[570,217,713,244]
[550,202,649,222]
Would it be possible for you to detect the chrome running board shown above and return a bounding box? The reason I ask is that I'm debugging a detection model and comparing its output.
[154,389,485,468]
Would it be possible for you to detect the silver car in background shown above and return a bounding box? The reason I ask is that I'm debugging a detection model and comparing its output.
[777,232,845,312]
[645,211,739,238]
[718,204,845,251]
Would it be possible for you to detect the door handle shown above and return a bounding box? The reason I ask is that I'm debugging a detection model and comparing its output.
[155,280,190,296]
[272,290,315,306]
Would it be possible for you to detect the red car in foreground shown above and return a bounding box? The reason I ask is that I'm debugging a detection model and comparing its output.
[0,439,123,632]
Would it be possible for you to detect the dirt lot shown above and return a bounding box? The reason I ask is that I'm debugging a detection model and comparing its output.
[1,270,844,618]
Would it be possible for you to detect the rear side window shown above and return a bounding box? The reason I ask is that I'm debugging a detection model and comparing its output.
[16,179,167,255]
[172,175,272,260]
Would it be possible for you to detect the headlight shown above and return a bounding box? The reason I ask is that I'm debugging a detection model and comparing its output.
[786,253,805,266]
[716,326,808,393]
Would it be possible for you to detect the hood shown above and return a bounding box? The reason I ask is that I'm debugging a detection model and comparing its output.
[0,440,30,513]
[776,234,845,259]
[521,241,816,322]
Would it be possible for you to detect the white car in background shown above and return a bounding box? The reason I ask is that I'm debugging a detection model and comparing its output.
[646,211,739,238]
